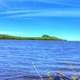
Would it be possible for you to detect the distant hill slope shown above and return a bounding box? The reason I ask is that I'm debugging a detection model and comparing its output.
[0,34,62,40]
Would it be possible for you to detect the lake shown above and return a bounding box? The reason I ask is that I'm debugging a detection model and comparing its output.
[0,40,80,80]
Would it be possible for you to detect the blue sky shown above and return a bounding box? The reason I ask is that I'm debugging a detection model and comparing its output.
[0,0,80,40]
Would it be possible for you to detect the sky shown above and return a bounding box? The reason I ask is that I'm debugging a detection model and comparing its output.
[0,0,80,40]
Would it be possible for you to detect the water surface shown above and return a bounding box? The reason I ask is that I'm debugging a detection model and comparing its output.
[0,40,80,80]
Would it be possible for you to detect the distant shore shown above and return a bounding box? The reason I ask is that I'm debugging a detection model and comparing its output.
[0,34,63,40]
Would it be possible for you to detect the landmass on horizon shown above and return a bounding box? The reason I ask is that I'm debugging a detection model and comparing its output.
[0,34,62,40]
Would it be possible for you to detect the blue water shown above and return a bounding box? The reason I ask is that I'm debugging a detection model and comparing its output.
[0,40,80,80]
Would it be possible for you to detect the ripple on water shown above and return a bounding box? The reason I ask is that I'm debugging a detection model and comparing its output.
[0,40,80,79]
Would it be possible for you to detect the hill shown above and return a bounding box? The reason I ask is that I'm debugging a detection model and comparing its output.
[0,34,62,40]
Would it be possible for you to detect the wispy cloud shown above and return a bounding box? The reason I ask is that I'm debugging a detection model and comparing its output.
[0,9,40,14]
[1,0,80,10]
[0,0,9,9]
[1,9,80,18]
[4,0,80,7]
[0,0,80,18]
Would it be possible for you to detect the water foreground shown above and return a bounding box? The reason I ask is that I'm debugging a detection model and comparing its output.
[0,40,80,80]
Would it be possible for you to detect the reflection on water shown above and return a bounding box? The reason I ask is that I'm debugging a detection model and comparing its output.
[0,40,80,80]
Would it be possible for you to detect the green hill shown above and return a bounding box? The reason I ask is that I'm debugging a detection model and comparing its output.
[0,34,62,40]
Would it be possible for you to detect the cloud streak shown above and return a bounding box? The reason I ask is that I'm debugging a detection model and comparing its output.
[0,9,40,14]
[0,0,80,18]
[1,9,80,18]
[4,0,80,7]
[1,0,80,10]
[0,0,9,9]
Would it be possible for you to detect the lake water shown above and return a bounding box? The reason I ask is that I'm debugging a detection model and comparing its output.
[0,40,80,80]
